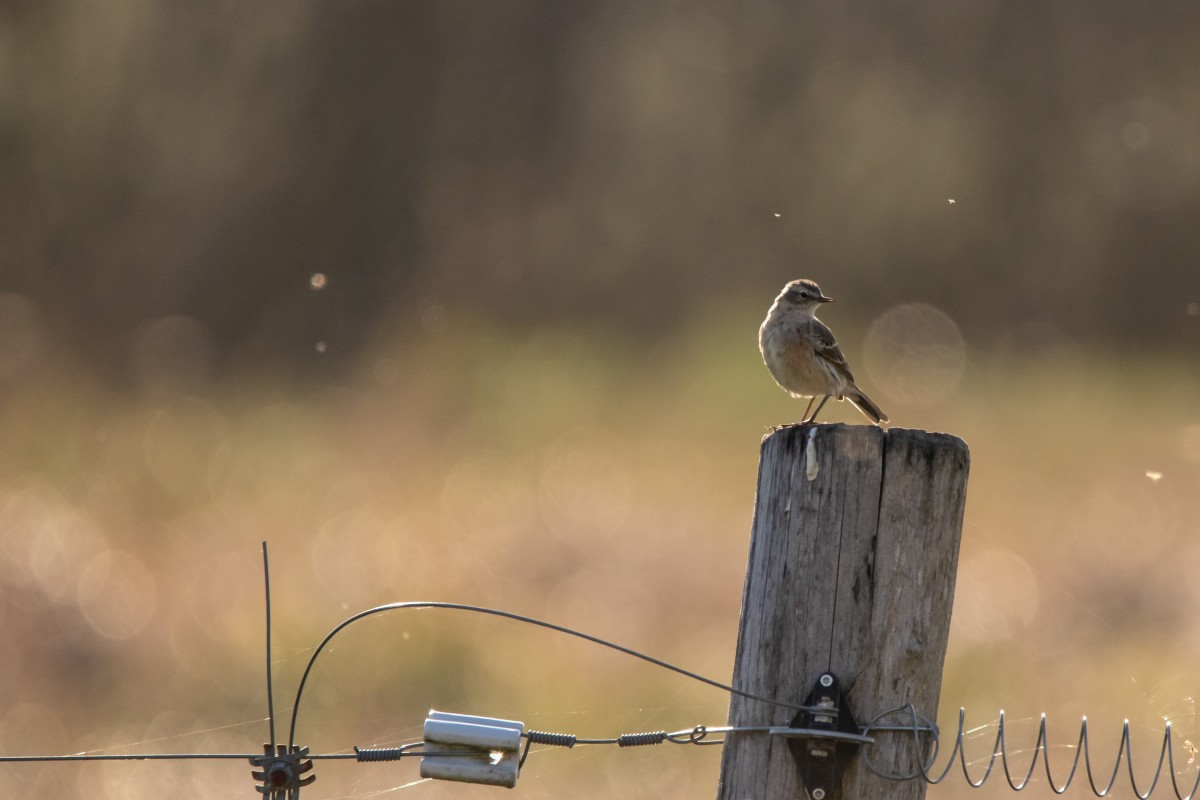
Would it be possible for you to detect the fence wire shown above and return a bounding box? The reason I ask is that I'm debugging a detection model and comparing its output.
[0,543,1195,799]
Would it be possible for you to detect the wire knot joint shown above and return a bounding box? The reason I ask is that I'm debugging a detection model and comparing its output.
[250,744,315,799]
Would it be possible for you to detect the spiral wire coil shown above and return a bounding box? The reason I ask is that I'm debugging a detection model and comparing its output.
[511,705,1200,798]
[856,705,1200,799]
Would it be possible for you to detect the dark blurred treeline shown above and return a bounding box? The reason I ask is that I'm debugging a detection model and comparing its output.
[2,1,1199,386]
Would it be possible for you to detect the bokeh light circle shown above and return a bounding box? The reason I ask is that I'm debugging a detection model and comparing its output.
[863,303,967,405]
[951,548,1040,643]
[1086,100,1200,210]
[539,428,632,535]
[77,550,157,640]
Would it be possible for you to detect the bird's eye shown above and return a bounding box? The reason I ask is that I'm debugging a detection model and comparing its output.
[798,291,809,299]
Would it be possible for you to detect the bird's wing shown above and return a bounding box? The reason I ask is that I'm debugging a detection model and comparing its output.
[808,320,856,384]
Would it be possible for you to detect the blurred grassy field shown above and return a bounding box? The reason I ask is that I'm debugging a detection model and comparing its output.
[1,305,1198,799]
[6,3,1200,797]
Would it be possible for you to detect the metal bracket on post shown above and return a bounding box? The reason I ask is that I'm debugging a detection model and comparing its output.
[769,672,868,800]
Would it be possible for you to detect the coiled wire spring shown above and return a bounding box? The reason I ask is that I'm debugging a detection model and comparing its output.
[861,705,1200,798]
[504,706,1200,798]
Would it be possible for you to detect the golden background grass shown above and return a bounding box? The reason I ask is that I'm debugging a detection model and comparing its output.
[2,3,1200,797]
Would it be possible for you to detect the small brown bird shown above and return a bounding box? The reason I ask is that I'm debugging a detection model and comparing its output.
[759,279,887,425]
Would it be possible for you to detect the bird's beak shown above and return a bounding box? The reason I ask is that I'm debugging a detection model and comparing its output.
[818,296,834,303]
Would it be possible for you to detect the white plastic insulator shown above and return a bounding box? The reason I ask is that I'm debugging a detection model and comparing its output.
[420,710,525,788]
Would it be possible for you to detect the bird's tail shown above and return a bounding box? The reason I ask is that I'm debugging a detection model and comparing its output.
[847,388,888,425]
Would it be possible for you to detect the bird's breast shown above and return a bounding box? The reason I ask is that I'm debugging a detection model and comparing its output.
[759,320,831,397]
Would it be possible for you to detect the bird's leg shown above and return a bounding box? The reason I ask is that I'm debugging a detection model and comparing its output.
[808,395,831,423]
[801,396,816,422]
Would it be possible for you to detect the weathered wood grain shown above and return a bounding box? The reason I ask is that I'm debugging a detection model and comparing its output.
[716,423,969,800]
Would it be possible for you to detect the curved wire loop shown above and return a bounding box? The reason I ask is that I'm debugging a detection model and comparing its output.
[286,601,821,747]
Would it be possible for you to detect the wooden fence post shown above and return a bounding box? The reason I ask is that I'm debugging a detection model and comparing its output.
[716,423,969,800]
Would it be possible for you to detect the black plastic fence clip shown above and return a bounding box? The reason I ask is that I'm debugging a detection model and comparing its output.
[774,672,867,800]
